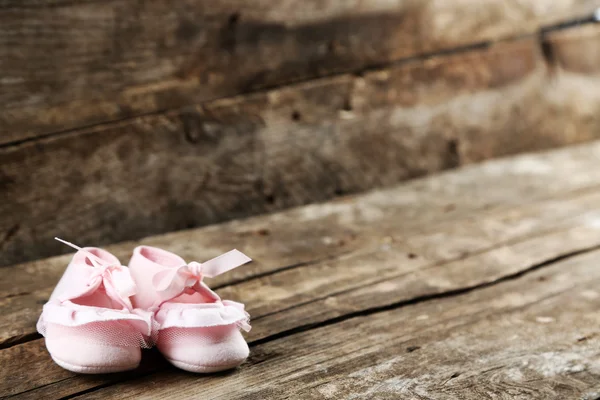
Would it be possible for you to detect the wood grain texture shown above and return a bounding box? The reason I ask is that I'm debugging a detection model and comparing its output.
[3,160,600,350]
[5,29,600,266]
[6,226,600,398]
[9,140,600,346]
[544,24,600,74]
[3,139,600,346]
[3,143,600,399]
[1,0,599,144]
[74,249,600,400]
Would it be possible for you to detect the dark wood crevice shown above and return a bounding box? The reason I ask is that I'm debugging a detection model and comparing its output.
[0,332,41,350]
[250,240,600,347]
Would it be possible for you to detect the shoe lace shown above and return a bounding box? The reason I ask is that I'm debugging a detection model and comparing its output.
[151,250,252,304]
[55,237,136,310]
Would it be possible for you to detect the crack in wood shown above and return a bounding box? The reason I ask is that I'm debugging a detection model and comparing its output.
[250,242,600,348]
[0,332,41,350]
[441,371,461,386]
[251,220,598,323]
[3,376,73,399]
[0,290,31,299]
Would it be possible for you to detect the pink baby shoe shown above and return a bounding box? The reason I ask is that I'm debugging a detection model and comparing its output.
[128,246,252,373]
[37,239,154,374]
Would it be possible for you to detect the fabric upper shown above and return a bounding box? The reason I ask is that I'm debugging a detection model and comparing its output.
[128,246,252,332]
[37,239,154,347]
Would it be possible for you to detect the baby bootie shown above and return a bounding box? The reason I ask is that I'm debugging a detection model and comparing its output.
[128,246,252,373]
[37,239,154,374]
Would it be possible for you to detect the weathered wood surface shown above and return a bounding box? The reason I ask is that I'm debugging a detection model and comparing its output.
[545,23,600,73]
[1,0,599,144]
[2,143,600,399]
[4,24,600,267]
[77,250,600,400]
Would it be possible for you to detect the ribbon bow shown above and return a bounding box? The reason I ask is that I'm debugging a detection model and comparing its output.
[55,237,136,310]
[152,250,252,304]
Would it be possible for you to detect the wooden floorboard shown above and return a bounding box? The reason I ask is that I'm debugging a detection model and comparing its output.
[3,143,600,398]
[72,248,600,399]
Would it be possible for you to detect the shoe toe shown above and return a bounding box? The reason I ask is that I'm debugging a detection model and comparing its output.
[46,337,141,374]
[157,325,249,373]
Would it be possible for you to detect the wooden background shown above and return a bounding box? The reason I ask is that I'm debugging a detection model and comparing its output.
[2,0,600,266]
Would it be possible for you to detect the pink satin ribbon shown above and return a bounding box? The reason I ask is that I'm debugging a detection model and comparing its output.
[55,237,136,310]
[152,249,252,304]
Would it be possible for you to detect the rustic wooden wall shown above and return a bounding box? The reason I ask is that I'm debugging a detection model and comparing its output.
[1,1,600,266]
[2,0,599,143]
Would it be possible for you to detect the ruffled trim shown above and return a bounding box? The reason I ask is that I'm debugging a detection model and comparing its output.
[155,300,251,332]
[37,300,155,338]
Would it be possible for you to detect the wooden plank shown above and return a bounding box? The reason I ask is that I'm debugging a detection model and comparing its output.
[6,32,600,266]
[4,143,600,398]
[3,141,600,347]
[24,236,600,399]
[1,0,598,144]
[0,341,168,400]
[544,24,600,74]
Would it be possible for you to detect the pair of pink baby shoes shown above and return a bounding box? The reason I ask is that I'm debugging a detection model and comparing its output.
[36,238,252,374]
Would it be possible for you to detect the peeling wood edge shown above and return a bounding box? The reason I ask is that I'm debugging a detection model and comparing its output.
[10,238,600,399]
[1,15,598,150]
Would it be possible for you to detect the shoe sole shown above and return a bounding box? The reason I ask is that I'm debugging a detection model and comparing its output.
[165,357,244,373]
[52,356,139,374]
